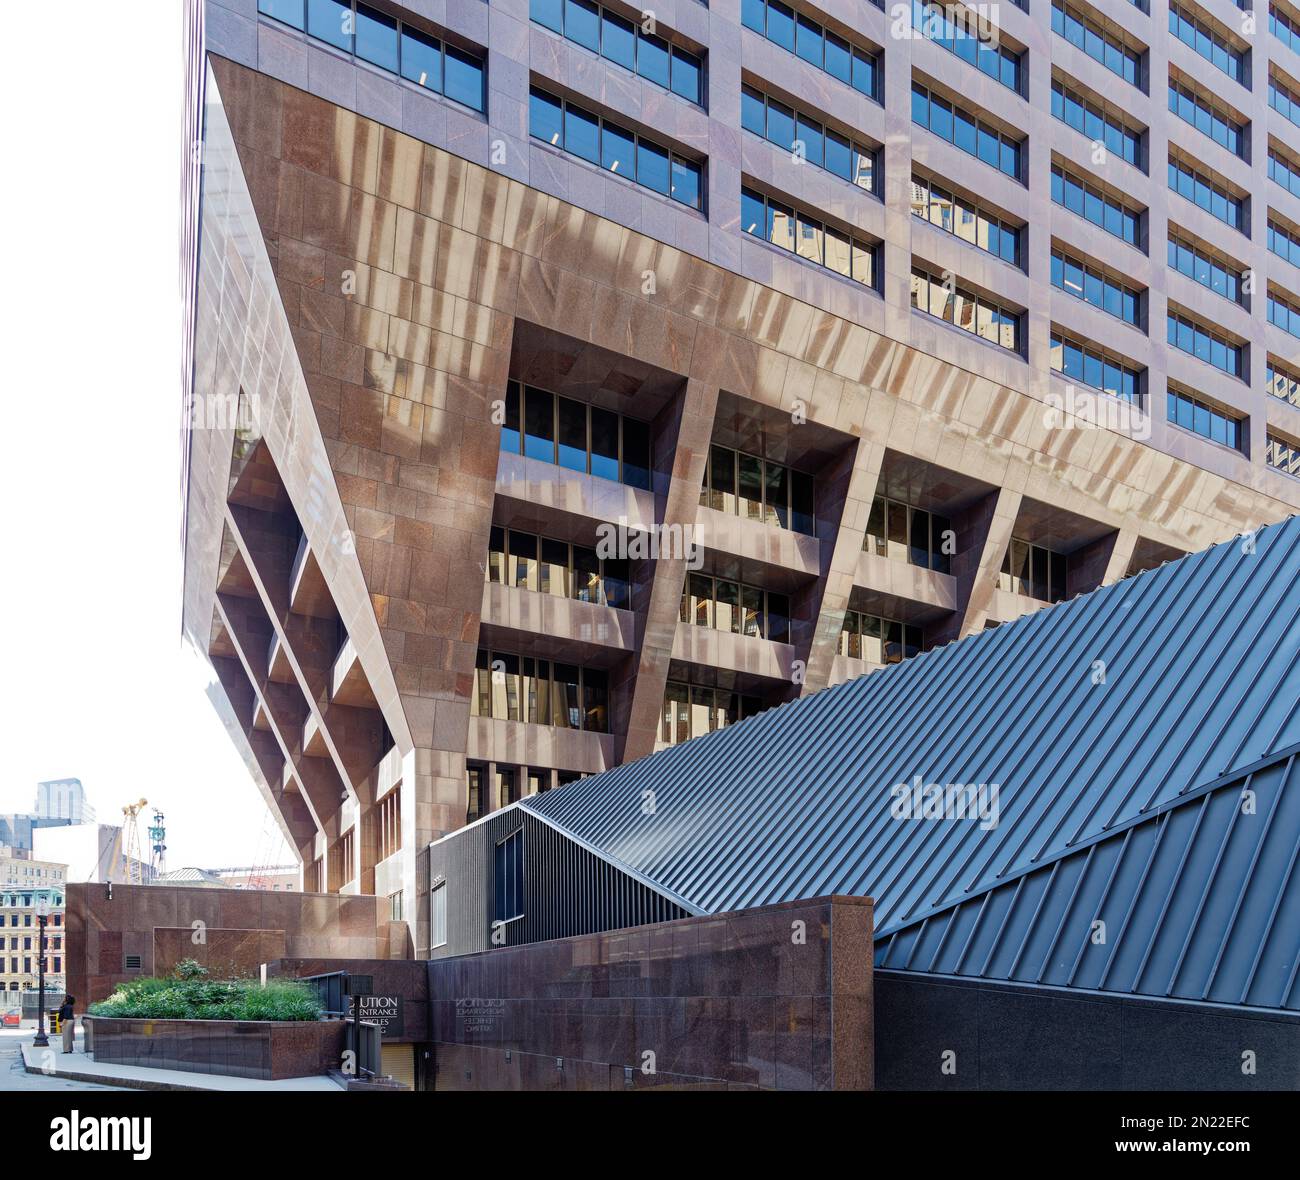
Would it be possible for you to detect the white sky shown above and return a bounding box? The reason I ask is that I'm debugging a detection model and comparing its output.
[0,4,294,873]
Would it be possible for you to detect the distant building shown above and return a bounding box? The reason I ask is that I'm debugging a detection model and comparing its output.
[154,866,225,889]
[0,849,66,1000]
[214,869,299,892]
[33,825,153,886]
[0,813,72,854]
[34,778,94,824]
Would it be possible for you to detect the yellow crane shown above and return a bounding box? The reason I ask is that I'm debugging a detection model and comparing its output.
[121,798,148,885]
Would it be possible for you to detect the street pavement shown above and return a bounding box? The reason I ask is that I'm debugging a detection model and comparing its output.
[0,1027,123,1091]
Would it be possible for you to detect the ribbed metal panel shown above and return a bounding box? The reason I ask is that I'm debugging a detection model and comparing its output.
[427,809,688,958]
[877,752,1300,1011]
[523,517,1300,940]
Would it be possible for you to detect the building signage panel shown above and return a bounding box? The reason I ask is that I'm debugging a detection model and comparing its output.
[356,994,403,1038]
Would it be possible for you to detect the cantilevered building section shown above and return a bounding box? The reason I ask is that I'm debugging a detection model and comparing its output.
[182,0,1300,956]
[429,514,1300,1087]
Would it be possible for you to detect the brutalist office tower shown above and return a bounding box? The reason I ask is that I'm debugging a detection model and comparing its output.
[182,0,1300,953]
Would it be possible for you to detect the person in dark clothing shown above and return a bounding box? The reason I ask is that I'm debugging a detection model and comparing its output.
[57,995,74,1053]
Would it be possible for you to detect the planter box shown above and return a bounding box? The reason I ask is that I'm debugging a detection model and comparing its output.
[83,1015,347,1080]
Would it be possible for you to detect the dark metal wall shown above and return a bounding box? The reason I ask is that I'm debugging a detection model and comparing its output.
[427,809,688,959]
[875,972,1300,1090]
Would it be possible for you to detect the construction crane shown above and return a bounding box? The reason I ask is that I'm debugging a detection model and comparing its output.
[121,798,148,885]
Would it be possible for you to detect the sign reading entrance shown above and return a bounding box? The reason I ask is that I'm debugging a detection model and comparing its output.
[356,994,403,1038]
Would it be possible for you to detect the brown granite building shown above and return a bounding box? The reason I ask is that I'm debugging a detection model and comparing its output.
[182,0,1300,959]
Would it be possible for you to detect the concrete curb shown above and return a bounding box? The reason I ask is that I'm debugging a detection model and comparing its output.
[19,1043,345,1093]
[23,1059,210,1092]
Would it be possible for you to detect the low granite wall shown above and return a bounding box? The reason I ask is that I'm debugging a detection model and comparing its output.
[83,1016,347,1080]
[428,896,874,1090]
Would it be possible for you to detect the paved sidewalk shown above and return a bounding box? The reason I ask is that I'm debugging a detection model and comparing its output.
[0,1029,122,1091]
[20,1035,343,1092]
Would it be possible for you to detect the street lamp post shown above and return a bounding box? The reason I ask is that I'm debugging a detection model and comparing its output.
[33,896,50,1048]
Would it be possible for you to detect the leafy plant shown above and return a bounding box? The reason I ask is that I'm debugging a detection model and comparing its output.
[88,977,323,1022]
[172,958,209,981]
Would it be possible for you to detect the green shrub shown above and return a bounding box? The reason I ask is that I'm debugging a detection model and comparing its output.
[88,977,323,1022]
[172,958,208,981]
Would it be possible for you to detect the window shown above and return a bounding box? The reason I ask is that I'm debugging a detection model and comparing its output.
[431,881,447,947]
[1051,163,1142,247]
[471,649,609,732]
[864,496,953,573]
[1270,72,1300,131]
[1167,385,1245,450]
[466,766,484,824]
[1051,78,1144,169]
[1269,288,1300,339]
[1052,0,1143,87]
[681,574,792,642]
[1168,76,1247,157]
[1267,432,1300,476]
[1169,154,1245,231]
[699,444,816,535]
[376,788,401,863]
[661,682,765,744]
[494,830,524,923]
[741,86,879,193]
[259,0,306,28]
[1270,144,1300,201]
[530,88,703,207]
[496,765,516,808]
[910,266,1021,353]
[912,82,1023,179]
[1167,310,1244,377]
[999,540,1068,602]
[1050,248,1142,325]
[306,0,352,51]
[838,612,923,663]
[499,380,652,489]
[741,186,878,287]
[911,1,1021,92]
[389,890,403,923]
[742,0,881,99]
[1050,331,1144,404]
[337,828,355,886]
[531,0,704,104]
[487,527,632,608]
[1170,4,1246,83]
[1168,232,1245,304]
[356,4,398,72]
[1274,4,1300,55]
[1269,217,1300,268]
[1268,358,1300,407]
[257,1,487,112]
[911,175,1021,265]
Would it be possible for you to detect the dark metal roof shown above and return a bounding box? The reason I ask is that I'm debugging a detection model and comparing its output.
[520,516,1300,971]
[876,748,1300,1011]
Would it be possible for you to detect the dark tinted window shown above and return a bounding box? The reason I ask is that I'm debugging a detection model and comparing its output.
[307,0,352,50]
[356,5,398,72]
